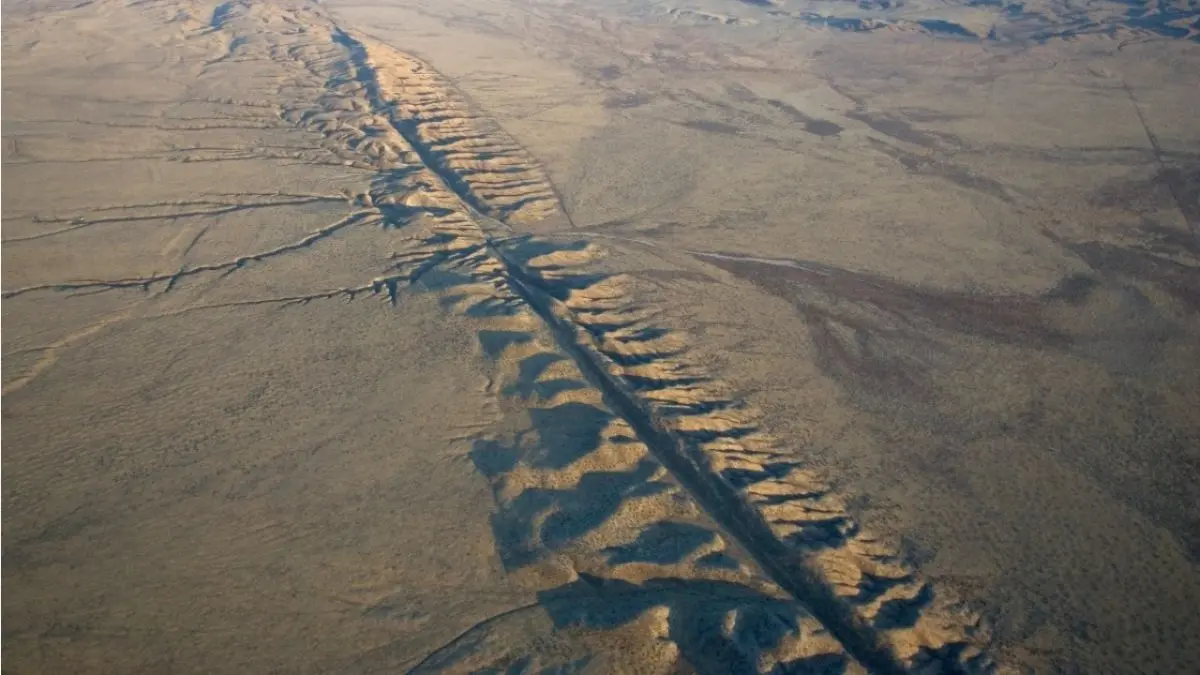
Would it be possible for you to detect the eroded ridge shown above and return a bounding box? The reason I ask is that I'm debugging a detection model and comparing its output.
[241,10,566,224]
[468,239,994,674]
[389,229,863,674]
[357,38,567,225]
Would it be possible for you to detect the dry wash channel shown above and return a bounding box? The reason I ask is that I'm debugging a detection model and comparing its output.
[6,0,997,672]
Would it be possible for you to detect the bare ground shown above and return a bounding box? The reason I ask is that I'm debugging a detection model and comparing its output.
[3,0,1198,673]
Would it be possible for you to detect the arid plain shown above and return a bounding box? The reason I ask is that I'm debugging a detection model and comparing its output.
[2,0,1198,672]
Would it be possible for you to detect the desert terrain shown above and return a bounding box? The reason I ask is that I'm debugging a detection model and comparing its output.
[2,0,1198,672]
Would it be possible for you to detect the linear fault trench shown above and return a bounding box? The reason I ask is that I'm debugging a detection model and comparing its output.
[327,27,913,675]
[490,253,911,675]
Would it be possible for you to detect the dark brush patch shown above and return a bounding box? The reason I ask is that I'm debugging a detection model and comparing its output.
[1137,220,1200,256]
[724,83,759,104]
[603,91,654,109]
[1158,166,1200,237]
[1042,273,1100,305]
[679,119,742,135]
[700,253,1070,399]
[1065,239,1200,312]
[765,99,844,137]
[1092,166,1199,225]
[851,112,955,150]
[868,137,1012,202]
[596,65,622,80]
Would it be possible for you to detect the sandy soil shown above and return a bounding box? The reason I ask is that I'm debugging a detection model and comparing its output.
[3,0,1198,673]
